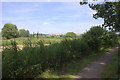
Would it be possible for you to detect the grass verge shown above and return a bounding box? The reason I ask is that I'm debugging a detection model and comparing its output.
[101,47,119,79]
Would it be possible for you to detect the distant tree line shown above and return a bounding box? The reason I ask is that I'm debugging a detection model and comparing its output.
[2,23,79,39]
[2,23,30,39]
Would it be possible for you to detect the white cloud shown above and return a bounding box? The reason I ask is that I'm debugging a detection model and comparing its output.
[43,22,49,25]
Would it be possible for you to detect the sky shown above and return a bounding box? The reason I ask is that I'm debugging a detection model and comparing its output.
[1,2,104,34]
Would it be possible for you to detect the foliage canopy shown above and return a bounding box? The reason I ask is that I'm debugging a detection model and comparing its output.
[2,23,19,39]
[80,1,120,32]
[66,32,76,37]
[19,29,30,37]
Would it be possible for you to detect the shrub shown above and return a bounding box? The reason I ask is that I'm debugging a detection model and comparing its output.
[2,40,20,78]
[70,38,90,56]
[61,38,90,59]
[82,26,118,51]
[101,31,118,48]
[82,26,104,51]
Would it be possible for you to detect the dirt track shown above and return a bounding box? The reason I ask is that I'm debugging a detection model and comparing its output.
[72,46,118,79]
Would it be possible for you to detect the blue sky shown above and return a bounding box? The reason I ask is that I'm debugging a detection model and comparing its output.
[2,2,104,34]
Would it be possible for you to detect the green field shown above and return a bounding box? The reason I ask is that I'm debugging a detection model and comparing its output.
[2,37,65,46]
[2,36,82,48]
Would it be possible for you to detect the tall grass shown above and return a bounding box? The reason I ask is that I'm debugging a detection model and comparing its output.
[2,38,91,78]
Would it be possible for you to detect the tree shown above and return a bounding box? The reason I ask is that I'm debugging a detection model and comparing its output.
[19,29,30,37]
[2,23,19,39]
[101,30,118,47]
[82,26,118,50]
[66,32,76,37]
[80,1,120,32]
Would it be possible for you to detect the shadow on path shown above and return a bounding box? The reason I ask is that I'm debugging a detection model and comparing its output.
[72,46,119,79]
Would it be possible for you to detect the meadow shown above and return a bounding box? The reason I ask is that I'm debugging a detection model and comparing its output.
[2,35,81,46]
[2,37,63,45]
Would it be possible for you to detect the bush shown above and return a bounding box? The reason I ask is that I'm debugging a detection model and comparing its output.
[70,38,90,56]
[81,26,118,51]
[101,31,118,48]
[2,40,20,78]
[82,26,104,51]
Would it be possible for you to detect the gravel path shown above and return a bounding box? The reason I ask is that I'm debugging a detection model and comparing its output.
[72,46,119,79]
